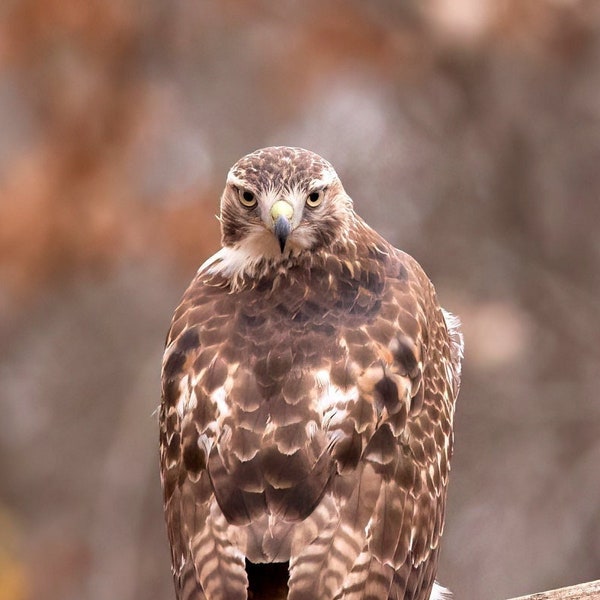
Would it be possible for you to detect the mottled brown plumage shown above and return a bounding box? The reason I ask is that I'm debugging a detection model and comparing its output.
[159,147,463,600]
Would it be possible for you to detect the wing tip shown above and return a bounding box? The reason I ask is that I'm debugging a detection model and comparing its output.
[431,581,453,600]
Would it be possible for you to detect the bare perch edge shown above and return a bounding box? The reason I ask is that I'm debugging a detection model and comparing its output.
[506,579,600,600]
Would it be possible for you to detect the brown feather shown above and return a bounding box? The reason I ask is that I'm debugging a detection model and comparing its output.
[159,147,463,600]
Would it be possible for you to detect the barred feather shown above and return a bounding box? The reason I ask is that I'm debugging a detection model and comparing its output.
[159,147,463,600]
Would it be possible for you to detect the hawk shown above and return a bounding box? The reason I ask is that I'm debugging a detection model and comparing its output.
[159,147,463,600]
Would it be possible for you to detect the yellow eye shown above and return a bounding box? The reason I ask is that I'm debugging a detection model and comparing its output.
[306,190,323,208]
[238,188,257,208]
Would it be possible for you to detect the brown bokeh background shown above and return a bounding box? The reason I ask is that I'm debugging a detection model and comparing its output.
[1,1,599,599]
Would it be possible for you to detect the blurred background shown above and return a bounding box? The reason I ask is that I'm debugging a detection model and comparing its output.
[1,1,599,599]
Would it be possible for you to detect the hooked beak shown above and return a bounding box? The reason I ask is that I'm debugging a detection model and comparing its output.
[270,200,293,253]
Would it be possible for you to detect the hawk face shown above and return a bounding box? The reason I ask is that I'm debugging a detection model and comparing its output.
[218,147,353,269]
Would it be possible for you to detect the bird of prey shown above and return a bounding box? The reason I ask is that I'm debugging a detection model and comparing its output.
[159,146,463,600]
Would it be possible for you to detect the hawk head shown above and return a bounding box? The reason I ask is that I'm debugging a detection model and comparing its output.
[215,147,353,274]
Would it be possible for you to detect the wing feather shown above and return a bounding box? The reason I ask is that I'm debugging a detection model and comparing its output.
[315,242,461,599]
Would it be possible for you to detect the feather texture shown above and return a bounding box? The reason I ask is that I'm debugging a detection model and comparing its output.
[159,147,463,600]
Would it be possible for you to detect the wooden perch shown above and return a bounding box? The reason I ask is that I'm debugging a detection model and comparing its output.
[507,579,600,600]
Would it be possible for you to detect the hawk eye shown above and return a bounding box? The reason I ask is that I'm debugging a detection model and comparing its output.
[238,188,257,208]
[306,190,323,208]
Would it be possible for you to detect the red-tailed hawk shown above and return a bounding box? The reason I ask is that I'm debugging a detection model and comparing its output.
[159,147,463,600]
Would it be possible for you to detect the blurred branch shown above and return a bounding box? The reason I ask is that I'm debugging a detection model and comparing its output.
[507,580,600,600]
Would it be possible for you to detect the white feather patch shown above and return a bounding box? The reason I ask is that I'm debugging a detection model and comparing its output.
[430,581,453,600]
[211,385,230,421]
[314,369,330,389]
[199,219,319,283]
[442,309,464,364]
[199,233,278,281]
[442,308,464,394]
[175,375,192,418]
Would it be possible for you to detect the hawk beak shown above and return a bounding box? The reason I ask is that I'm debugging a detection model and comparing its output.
[270,200,293,253]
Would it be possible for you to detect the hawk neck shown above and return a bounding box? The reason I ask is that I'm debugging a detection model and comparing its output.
[200,216,397,294]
